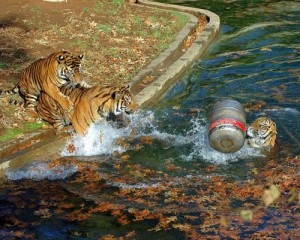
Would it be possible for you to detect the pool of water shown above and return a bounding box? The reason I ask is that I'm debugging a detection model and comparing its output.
[1,1,300,239]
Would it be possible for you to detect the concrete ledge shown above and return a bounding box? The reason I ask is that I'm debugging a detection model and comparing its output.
[130,6,198,93]
[134,0,220,106]
[0,133,68,177]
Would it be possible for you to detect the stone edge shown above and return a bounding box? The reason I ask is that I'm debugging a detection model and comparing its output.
[135,0,220,106]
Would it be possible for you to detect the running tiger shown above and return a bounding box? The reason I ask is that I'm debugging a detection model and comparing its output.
[36,82,138,135]
[0,50,88,114]
[246,117,277,148]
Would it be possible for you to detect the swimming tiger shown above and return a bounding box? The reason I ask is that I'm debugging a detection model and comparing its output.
[36,82,138,135]
[246,117,277,148]
[0,50,88,114]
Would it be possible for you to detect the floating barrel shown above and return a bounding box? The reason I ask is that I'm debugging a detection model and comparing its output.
[208,99,246,153]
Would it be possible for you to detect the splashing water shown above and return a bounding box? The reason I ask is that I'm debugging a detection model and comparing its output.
[61,110,158,157]
[6,110,266,181]
[181,116,263,164]
[6,161,78,181]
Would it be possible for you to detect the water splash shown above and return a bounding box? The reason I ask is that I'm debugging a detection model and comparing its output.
[6,109,268,181]
[181,116,263,164]
[61,110,158,157]
[6,161,78,180]
[60,110,264,164]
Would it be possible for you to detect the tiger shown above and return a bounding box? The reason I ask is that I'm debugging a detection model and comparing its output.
[246,117,277,148]
[0,50,88,114]
[36,82,138,135]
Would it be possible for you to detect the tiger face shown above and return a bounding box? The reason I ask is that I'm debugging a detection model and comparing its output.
[111,85,137,116]
[246,117,277,148]
[56,51,84,84]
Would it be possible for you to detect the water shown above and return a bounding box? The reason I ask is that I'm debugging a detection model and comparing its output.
[2,1,300,239]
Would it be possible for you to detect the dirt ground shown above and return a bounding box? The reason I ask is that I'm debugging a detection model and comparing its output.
[0,0,206,139]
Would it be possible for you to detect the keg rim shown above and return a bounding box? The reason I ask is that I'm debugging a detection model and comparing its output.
[209,117,246,132]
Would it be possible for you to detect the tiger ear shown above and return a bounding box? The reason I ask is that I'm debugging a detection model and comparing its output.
[78,54,84,60]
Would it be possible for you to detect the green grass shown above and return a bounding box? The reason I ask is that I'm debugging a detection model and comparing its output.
[0,122,44,142]
[23,122,44,131]
[112,0,125,7]
[97,24,110,32]
[93,1,104,14]
[0,129,23,142]
[31,6,42,14]
[170,10,189,24]
[133,15,143,26]
[0,60,7,69]
[69,39,89,49]
[82,7,89,13]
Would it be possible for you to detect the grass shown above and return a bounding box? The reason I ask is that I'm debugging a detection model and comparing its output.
[93,1,104,14]
[31,6,42,14]
[0,129,23,142]
[0,122,44,142]
[112,0,125,7]
[0,60,7,69]
[97,24,110,32]
[69,39,89,49]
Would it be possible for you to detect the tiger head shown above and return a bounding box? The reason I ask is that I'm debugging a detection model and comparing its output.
[56,50,84,83]
[246,117,277,148]
[111,85,137,116]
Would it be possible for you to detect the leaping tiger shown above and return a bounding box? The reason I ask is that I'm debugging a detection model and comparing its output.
[36,82,138,135]
[0,50,89,114]
[246,117,277,148]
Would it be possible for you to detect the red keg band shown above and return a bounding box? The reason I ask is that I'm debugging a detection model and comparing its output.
[209,118,246,132]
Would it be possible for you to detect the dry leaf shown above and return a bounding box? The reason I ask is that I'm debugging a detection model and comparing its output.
[288,187,297,202]
[172,105,181,110]
[262,184,280,207]
[67,144,76,153]
[220,215,229,227]
[139,136,153,145]
[240,210,253,221]
[261,47,272,52]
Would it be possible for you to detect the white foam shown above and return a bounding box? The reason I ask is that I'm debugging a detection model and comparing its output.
[60,110,263,164]
[262,107,299,115]
[6,161,77,180]
[61,122,127,156]
[181,117,263,164]
[61,110,157,157]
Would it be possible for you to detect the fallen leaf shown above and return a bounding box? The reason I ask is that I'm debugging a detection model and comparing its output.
[220,215,229,227]
[288,187,297,202]
[139,136,153,145]
[240,210,253,221]
[67,144,76,153]
[261,47,272,52]
[262,184,280,207]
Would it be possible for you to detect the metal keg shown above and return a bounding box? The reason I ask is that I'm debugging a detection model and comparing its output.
[208,99,246,153]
